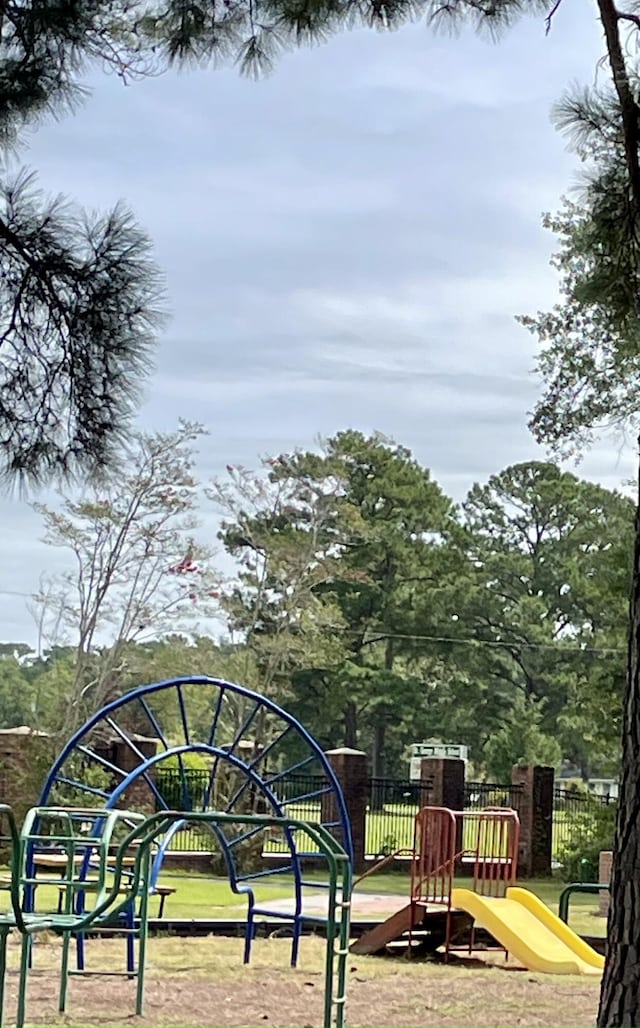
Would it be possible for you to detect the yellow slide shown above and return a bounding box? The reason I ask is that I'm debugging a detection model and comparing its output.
[451,886,604,976]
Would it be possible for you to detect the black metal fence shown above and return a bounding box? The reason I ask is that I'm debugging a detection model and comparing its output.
[464,781,524,812]
[154,767,328,853]
[155,767,216,852]
[552,787,616,866]
[152,768,530,860]
[366,777,433,857]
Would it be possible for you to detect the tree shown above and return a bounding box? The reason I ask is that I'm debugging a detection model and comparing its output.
[503,10,640,1018]
[483,694,561,781]
[218,431,459,775]
[1,167,163,484]
[210,456,348,711]
[0,648,39,727]
[456,461,632,775]
[30,422,217,735]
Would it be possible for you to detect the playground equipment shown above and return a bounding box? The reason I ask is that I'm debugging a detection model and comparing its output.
[0,805,352,1028]
[0,803,155,1028]
[39,675,353,968]
[558,881,608,924]
[352,805,604,975]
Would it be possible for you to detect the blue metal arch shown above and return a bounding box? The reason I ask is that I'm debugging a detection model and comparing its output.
[39,675,353,965]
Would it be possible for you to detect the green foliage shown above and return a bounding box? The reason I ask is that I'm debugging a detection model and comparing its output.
[10,438,630,787]
[161,752,210,772]
[214,430,460,774]
[453,460,631,773]
[556,801,616,883]
[483,696,562,781]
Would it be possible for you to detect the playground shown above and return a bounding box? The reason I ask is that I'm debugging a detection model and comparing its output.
[0,674,613,1026]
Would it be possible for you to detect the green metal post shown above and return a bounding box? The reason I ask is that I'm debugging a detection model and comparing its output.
[59,931,71,1011]
[0,928,8,1028]
[558,882,606,923]
[136,845,151,1016]
[16,933,30,1028]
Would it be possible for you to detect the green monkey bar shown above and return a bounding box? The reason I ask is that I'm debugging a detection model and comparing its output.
[0,805,352,1028]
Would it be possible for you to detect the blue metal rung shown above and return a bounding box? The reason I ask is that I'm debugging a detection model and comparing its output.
[264,756,315,785]
[137,697,170,751]
[76,746,128,779]
[207,687,226,748]
[248,726,292,770]
[227,825,265,849]
[249,908,303,922]
[55,777,109,799]
[227,703,260,757]
[237,864,293,882]
[280,787,331,805]
[176,685,190,746]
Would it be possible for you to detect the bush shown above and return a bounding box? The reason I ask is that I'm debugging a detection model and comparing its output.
[556,801,616,882]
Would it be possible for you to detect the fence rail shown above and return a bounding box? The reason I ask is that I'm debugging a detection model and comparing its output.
[464,781,524,812]
[366,777,434,857]
[154,768,330,853]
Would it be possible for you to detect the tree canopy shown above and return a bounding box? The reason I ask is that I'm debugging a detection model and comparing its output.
[7,426,629,785]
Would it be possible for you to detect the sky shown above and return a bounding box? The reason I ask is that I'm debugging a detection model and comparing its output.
[1,2,635,645]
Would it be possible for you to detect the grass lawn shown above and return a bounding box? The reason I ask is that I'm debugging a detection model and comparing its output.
[145,868,606,937]
[17,864,606,936]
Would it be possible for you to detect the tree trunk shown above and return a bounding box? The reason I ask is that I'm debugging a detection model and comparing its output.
[343,701,358,749]
[371,722,386,780]
[598,448,640,1025]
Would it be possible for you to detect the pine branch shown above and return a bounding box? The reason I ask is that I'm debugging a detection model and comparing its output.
[0,172,166,484]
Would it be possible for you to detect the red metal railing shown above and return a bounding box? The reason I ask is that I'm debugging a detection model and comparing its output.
[469,808,519,897]
[407,806,520,959]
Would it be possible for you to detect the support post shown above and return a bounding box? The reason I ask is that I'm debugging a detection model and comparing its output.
[419,757,465,856]
[0,726,54,828]
[322,748,368,873]
[511,764,554,877]
[418,757,465,810]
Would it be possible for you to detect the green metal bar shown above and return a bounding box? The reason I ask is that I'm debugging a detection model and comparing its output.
[0,928,8,1028]
[323,846,338,1028]
[334,855,352,1028]
[117,810,352,1027]
[135,845,151,1016]
[59,931,71,1012]
[6,806,352,1028]
[558,882,607,924]
[16,934,30,1028]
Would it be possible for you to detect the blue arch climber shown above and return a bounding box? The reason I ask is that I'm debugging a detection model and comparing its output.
[39,675,353,965]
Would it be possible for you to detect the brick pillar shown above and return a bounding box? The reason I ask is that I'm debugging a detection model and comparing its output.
[111,735,158,813]
[322,748,368,873]
[0,726,54,826]
[511,764,554,877]
[419,758,465,810]
[420,758,465,854]
[599,850,612,917]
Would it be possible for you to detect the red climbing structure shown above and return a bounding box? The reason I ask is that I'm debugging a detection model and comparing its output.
[351,806,520,957]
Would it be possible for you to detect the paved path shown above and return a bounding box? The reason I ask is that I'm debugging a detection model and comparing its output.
[264,891,408,916]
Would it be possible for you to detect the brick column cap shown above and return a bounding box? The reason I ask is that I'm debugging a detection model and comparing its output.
[325,747,367,756]
[0,726,49,736]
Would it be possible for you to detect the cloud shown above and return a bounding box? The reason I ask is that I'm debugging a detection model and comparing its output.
[0,6,631,645]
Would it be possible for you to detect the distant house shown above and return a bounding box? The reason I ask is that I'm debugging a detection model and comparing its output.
[588,778,618,800]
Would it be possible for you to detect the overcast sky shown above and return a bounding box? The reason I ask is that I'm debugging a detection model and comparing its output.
[1,3,635,645]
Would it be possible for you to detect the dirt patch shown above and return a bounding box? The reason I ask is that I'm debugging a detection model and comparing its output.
[1,935,600,1026]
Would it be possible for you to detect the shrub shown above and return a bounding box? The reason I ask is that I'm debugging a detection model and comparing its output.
[556,801,616,882]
